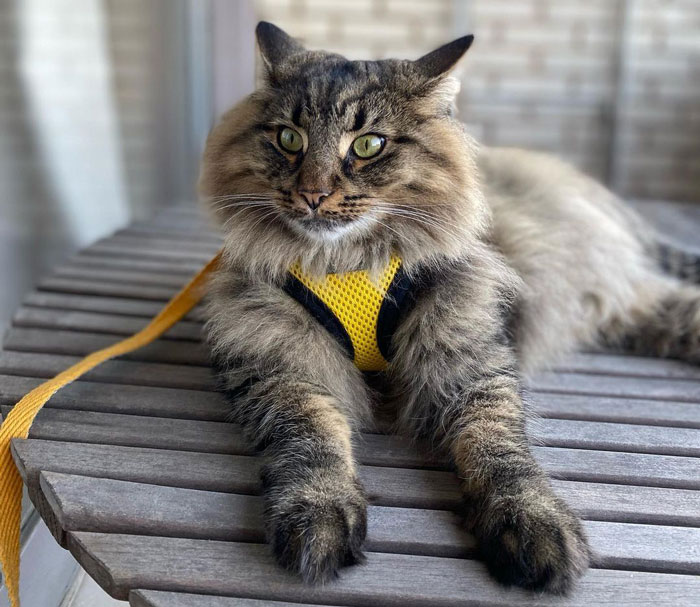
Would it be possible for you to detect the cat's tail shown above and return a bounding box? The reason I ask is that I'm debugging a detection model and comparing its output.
[654,241,700,284]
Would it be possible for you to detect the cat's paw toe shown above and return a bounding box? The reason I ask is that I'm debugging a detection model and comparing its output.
[477,491,590,594]
[264,472,367,583]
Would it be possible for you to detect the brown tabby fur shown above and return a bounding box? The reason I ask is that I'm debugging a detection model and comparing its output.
[201,22,700,594]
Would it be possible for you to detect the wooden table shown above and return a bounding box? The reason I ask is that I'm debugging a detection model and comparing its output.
[1,206,700,606]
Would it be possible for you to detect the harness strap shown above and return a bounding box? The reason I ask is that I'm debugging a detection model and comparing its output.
[0,251,222,607]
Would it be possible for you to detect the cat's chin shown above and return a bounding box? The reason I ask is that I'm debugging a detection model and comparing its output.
[284,215,374,243]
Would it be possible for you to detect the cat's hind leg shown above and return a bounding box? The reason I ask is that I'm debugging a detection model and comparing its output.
[600,276,700,364]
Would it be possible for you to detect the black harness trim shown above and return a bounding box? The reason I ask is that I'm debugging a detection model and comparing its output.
[376,266,416,361]
[283,273,355,359]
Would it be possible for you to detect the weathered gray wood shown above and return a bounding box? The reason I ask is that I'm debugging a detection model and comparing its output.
[0,351,214,390]
[3,328,210,366]
[2,405,251,454]
[22,288,700,388]
[16,304,700,396]
[53,266,197,288]
[0,375,228,420]
[4,203,700,606]
[528,392,700,429]
[531,446,700,489]
[69,532,700,605]
[40,472,473,559]
[37,277,179,301]
[527,418,700,457]
[101,234,220,252]
[23,292,207,321]
[3,352,699,456]
[129,216,210,233]
[115,226,221,244]
[131,591,333,607]
[531,372,700,402]
[584,520,700,574]
[13,407,700,489]
[39,472,700,574]
[67,255,207,275]
[13,440,700,525]
[553,353,700,380]
[12,308,204,341]
[5,333,698,430]
[82,244,214,263]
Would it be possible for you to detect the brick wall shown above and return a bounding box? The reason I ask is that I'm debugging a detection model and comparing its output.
[253,0,700,202]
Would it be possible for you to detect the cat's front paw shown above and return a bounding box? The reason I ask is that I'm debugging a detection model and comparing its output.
[474,488,590,594]
[262,468,368,583]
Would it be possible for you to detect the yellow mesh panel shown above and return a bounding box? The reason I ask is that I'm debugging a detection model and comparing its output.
[289,254,402,372]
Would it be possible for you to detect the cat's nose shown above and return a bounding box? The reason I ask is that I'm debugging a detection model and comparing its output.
[298,189,331,210]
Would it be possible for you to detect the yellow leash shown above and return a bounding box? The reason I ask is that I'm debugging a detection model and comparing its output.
[0,251,222,607]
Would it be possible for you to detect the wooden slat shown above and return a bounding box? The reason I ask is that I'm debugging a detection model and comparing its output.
[131,591,334,607]
[0,375,227,420]
[531,446,700,490]
[528,393,700,429]
[114,226,221,244]
[13,440,700,526]
[53,266,198,288]
[94,234,220,254]
[81,244,215,263]
[584,520,700,574]
[528,418,700,457]
[23,292,207,321]
[11,407,700,489]
[66,255,206,275]
[12,308,204,341]
[40,473,474,560]
[37,277,179,301]
[3,328,210,366]
[69,532,700,605]
[128,217,210,233]
[554,353,700,380]
[0,351,214,391]
[39,472,700,574]
[532,372,700,403]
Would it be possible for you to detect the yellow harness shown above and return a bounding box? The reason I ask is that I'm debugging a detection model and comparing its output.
[288,254,404,372]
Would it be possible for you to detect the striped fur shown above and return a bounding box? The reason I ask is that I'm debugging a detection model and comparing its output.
[201,22,699,594]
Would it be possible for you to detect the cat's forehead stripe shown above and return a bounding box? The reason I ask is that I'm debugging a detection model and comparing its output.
[291,103,303,127]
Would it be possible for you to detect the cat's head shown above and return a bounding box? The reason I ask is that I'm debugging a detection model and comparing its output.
[200,22,489,279]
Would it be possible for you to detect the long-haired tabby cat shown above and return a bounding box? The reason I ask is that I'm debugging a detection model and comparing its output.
[201,22,700,594]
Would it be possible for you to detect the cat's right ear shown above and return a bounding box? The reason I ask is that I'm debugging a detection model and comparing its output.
[255,22,305,74]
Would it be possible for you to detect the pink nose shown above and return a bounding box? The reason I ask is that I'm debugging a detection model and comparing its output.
[298,190,331,210]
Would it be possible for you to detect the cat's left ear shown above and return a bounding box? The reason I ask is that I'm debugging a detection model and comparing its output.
[414,35,474,79]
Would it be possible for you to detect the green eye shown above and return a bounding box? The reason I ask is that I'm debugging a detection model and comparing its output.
[278,127,303,153]
[352,134,385,159]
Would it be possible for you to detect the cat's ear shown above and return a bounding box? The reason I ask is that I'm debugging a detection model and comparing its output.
[255,22,305,71]
[414,35,474,79]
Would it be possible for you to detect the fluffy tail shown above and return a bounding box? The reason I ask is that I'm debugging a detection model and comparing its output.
[655,241,700,284]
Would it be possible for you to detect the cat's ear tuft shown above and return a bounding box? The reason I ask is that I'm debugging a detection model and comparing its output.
[414,35,474,79]
[255,21,305,70]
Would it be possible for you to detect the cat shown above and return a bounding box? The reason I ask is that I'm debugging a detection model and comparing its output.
[200,21,700,594]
